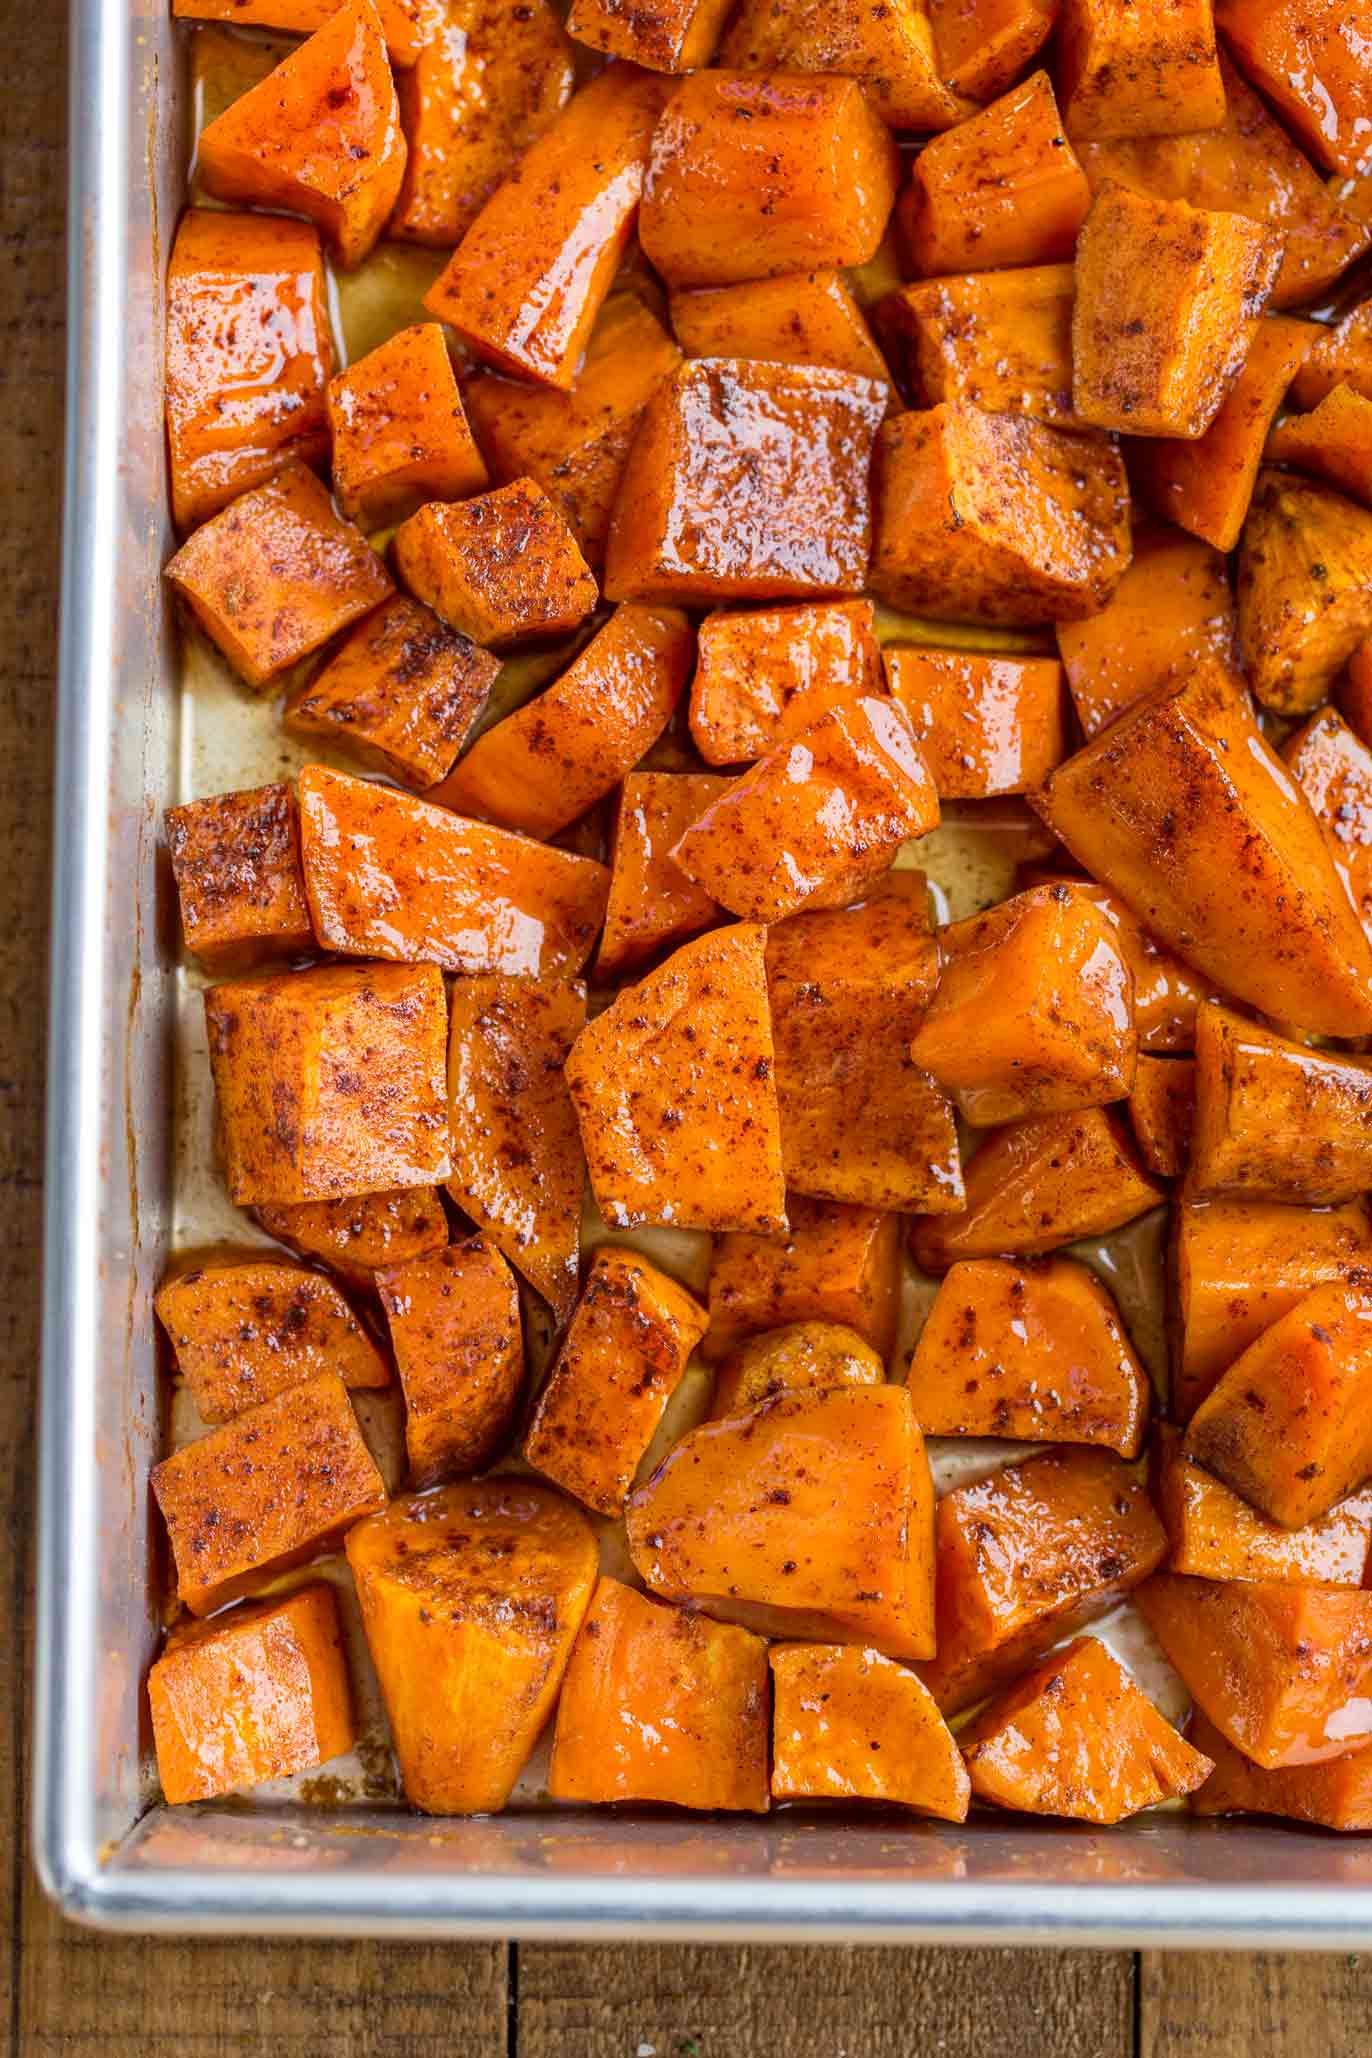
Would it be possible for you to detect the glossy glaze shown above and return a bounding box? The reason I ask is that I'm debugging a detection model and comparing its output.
[594,771,731,980]
[705,1195,902,1361]
[769,1644,969,1819]
[883,265,1081,427]
[327,321,488,529]
[1023,878,1215,1052]
[393,478,598,645]
[1156,1424,1372,1586]
[900,71,1090,275]
[1215,0,1372,179]
[377,1236,523,1486]
[165,778,314,969]
[1054,525,1237,733]
[1284,705,1372,932]
[1191,1709,1372,1829]
[1267,382,1372,502]
[256,1183,448,1290]
[1292,296,1372,408]
[689,599,885,766]
[155,1258,390,1422]
[885,646,1065,798]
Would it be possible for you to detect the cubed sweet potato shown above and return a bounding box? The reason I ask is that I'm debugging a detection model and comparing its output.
[881,265,1079,428]
[1216,0,1372,179]
[1037,879,1215,1052]
[393,478,597,646]
[166,781,313,972]
[1055,530,1236,738]
[256,1185,448,1291]
[156,1258,389,1423]
[327,323,487,532]
[870,403,1131,624]
[1128,1054,1195,1179]
[195,0,406,268]
[627,1384,935,1659]
[1290,299,1372,412]
[149,1584,354,1804]
[174,0,441,66]
[297,765,609,977]
[960,1636,1213,1823]
[769,1643,970,1821]
[1191,1001,1372,1204]
[719,0,969,129]
[908,1256,1150,1453]
[595,773,730,981]
[428,604,693,838]
[669,696,939,923]
[164,462,393,689]
[376,1236,522,1487]
[524,1248,709,1515]
[346,1479,598,1812]
[566,924,785,1234]
[1237,472,1372,714]
[1156,1422,1372,1585]
[1268,383,1372,505]
[568,0,733,70]
[930,0,1054,97]
[604,359,887,606]
[204,960,450,1206]
[709,1321,884,1419]
[1059,0,1225,140]
[916,1447,1167,1713]
[688,600,885,767]
[669,271,890,387]
[1190,1710,1372,1829]
[706,1197,902,1362]
[549,1578,769,1810]
[638,71,899,287]
[1072,185,1283,438]
[1284,705,1372,939]
[152,1371,387,1615]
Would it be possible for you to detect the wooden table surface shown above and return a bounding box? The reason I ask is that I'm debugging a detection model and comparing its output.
[4,6,1371,2051]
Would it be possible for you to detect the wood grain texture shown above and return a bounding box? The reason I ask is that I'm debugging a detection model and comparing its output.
[1141,1952,1372,2056]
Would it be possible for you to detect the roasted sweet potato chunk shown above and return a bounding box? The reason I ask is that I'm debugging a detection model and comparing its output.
[899,73,1089,278]
[566,924,786,1234]
[1190,1002,1372,1205]
[1156,1424,1372,1585]
[256,1185,448,1291]
[769,1644,970,1821]
[166,781,313,972]
[881,266,1079,428]
[1216,0,1372,180]
[549,1579,769,1811]
[568,0,733,71]
[327,323,487,532]
[709,1321,884,1419]
[393,478,597,647]
[346,1479,598,1813]
[1237,472,1372,714]
[196,0,406,268]
[1041,880,1214,1053]
[1059,0,1225,140]
[377,1236,523,1487]
[719,0,969,130]
[870,403,1131,625]
[595,773,730,981]
[204,960,450,1206]
[688,600,884,767]
[628,1384,935,1660]
[908,1257,1150,1453]
[297,766,609,977]
[149,1584,354,1804]
[524,1248,708,1515]
[1284,706,1372,940]
[960,1636,1213,1823]
[1268,384,1372,505]
[885,649,1067,801]
[1291,299,1372,412]
[1191,1711,1372,1830]
[1128,1055,1195,1179]
[929,0,1053,97]
[152,1371,387,1615]
[669,272,889,387]
[1055,527,1236,737]
[156,1259,389,1423]
[174,0,441,66]
[1341,638,1372,744]
[706,1197,902,1362]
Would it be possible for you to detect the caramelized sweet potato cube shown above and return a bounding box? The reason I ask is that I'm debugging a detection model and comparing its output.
[164,462,392,689]
[1268,384,1372,505]
[173,0,442,66]
[196,0,406,268]
[376,1236,521,1487]
[604,359,886,606]
[155,1259,389,1423]
[393,479,597,647]
[1216,0,1372,180]
[908,1256,1150,1454]
[446,975,585,1322]
[327,323,487,532]
[638,72,899,288]
[929,0,1055,100]
[346,1479,598,1812]
[670,271,889,387]
[669,697,939,923]
[566,925,785,1234]
[881,266,1080,428]
[910,1108,1164,1274]
[769,1644,970,1820]
[423,65,669,389]
[688,600,884,767]
[550,1578,769,1811]
[204,960,450,1205]
[1237,472,1372,714]
[1056,531,1236,740]
[152,1371,387,1615]
[1291,299,1372,412]
[899,72,1090,277]
[429,605,693,838]
[256,1185,448,1291]
[1284,706,1372,940]
[871,404,1131,625]
[1191,1710,1372,1829]
[284,595,499,790]
[960,1636,1213,1823]
[524,1248,709,1515]
[568,0,733,70]
[1041,879,1215,1052]
[710,1321,884,1419]
[1072,186,1283,438]
[1128,1054,1195,1179]
[910,885,1137,1127]
[628,1384,935,1658]
[706,1197,902,1362]
[1138,1573,1372,1767]
[1156,1424,1372,1585]
[1191,1001,1372,1204]
[595,773,730,981]
[718,0,969,130]
[166,781,313,972]
[1059,0,1225,140]
[297,765,608,976]
[149,1584,354,1805]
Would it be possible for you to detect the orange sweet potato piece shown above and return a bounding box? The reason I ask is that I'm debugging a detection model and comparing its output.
[1237,472,1372,714]
[929,0,1055,100]
[376,1236,522,1486]
[1072,185,1283,438]
[156,1259,389,1423]
[1340,638,1372,744]
[1058,0,1225,140]
[960,1636,1213,1823]
[766,878,962,1214]
[393,478,597,646]
[446,975,585,1322]
[297,765,609,977]
[669,271,890,386]
[152,1371,387,1615]
[669,697,939,924]
[1216,0,1372,180]
[568,0,733,70]
[566,924,785,1233]
[423,65,669,389]
[284,595,499,790]
[165,209,331,532]
[346,1479,598,1812]
[688,600,884,767]
[595,773,729,981]
[908,1256,1150,1453]
[204,960,450,1206]
[604,360,887,606]
[881,265,1078,427]
[428,605,693,838]
[910,1108,1164,1274]
[917,1447,1166,1713]
[524,1248,709,1514]
[195,0,406,268]
[1190,1709,1372,1828]
[1128,1054,1195,1179]
[1191,1000,1372,1204]
[628,1384,935,1659]
[1137,1573,1372,1767]
[1290,299,1372,412]
[709,1321,884,1419]
[1284,706,1372,939]
[871,403,1131,624]
[1268,383,1372,504]
[1156,1424,1372,1585]
[549,1578,769,1811]
[1054,526,1236,736]
[706,1197,902,1362]
[166,781,313,972]
[164,462,392,689]
[1036,879,1215,1052]
[256,1185,448,1291]
[638,72,899,288]
[769,1643,970,1820]
[149,1584,354,1805]
[327,323,487,532]
[718,0,970,130]
[899,73,1088,279]
[174,0,441,65]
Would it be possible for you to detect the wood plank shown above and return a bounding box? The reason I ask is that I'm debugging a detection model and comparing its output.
[1140,1952,1372,2057]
